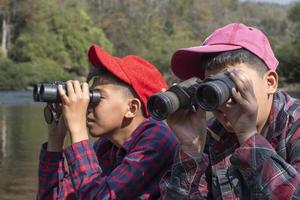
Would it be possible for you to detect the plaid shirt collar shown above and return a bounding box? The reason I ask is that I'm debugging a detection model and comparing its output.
[266,91,295,139]
[95,118,152,154]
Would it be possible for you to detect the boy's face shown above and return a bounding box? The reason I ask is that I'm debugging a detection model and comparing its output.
[205,63,273,133]
[87,75,133,137]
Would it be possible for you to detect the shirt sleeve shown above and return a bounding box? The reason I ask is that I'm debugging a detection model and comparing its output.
[63,124,177,200]
[37,143,76,200]
[160,144,210,200]
[231,130,300,200]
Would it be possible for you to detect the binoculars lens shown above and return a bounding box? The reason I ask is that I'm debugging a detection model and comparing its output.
[40,83,64,102]
[196,80,232,111]
[147,91,180,121]
[196,83,221,111]
[33,84,42,102]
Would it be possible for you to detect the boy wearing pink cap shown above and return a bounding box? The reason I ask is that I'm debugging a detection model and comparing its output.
[160,23,300,199]
[37,45,178,199]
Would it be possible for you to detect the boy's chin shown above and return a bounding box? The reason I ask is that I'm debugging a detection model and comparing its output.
[88,129,110,138]
[88,129,101,137]
[89,132,98,137]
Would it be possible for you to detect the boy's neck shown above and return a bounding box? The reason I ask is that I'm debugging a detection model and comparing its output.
[109,116,146,148]
[257,94,274,134]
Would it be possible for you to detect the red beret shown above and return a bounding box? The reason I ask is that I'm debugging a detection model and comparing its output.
[88,44,168,117]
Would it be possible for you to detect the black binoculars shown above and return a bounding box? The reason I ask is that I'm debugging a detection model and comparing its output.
[147,72,235,120]
[33,81,101,105]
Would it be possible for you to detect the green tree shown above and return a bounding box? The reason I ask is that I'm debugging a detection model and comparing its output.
[1,0,299,89]
[10,0,112,75]
[277,2,300,82]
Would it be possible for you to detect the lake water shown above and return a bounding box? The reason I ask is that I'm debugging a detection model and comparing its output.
[0,90,299,199]
[0,91,47,200]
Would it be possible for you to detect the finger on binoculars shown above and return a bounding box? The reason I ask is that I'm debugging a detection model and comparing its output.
[230,87,244,105]
[65,80,75,98]
[73,80,82,95]
[82,82,89,96]
[58,85,69,105]
[228,69,255,101]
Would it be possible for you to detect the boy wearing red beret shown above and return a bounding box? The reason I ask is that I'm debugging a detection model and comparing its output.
[37,45,178,199]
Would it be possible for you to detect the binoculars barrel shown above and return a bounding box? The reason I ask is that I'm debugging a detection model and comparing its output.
[147,73,235,121]
[33,82,101,104]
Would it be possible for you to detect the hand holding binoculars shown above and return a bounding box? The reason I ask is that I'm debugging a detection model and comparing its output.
[33,81,101,124]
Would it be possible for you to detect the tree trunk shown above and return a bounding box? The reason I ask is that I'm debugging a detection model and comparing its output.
[1,17,8,58]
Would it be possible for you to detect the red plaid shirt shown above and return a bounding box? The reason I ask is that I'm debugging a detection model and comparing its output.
[37,118,178,200]
[161,91,300,199]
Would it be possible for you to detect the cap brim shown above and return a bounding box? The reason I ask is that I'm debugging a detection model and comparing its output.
[171,45,242,80]
[88,44,130,84]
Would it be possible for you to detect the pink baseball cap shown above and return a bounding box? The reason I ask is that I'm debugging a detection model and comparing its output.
[171,23,279,80]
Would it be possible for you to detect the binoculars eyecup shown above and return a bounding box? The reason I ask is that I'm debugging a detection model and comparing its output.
[147,91,180,121]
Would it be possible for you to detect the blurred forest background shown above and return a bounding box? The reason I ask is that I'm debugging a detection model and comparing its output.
[0,0,300,90]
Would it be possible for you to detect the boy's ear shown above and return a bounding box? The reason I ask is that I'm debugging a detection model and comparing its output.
[125,98,141,118]
[264,70,278,94]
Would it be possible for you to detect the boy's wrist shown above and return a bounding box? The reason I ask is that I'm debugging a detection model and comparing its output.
[69,128,89,144]
[47,135,65,152]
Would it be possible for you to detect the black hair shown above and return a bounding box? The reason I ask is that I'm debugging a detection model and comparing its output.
[201,48,268,77]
